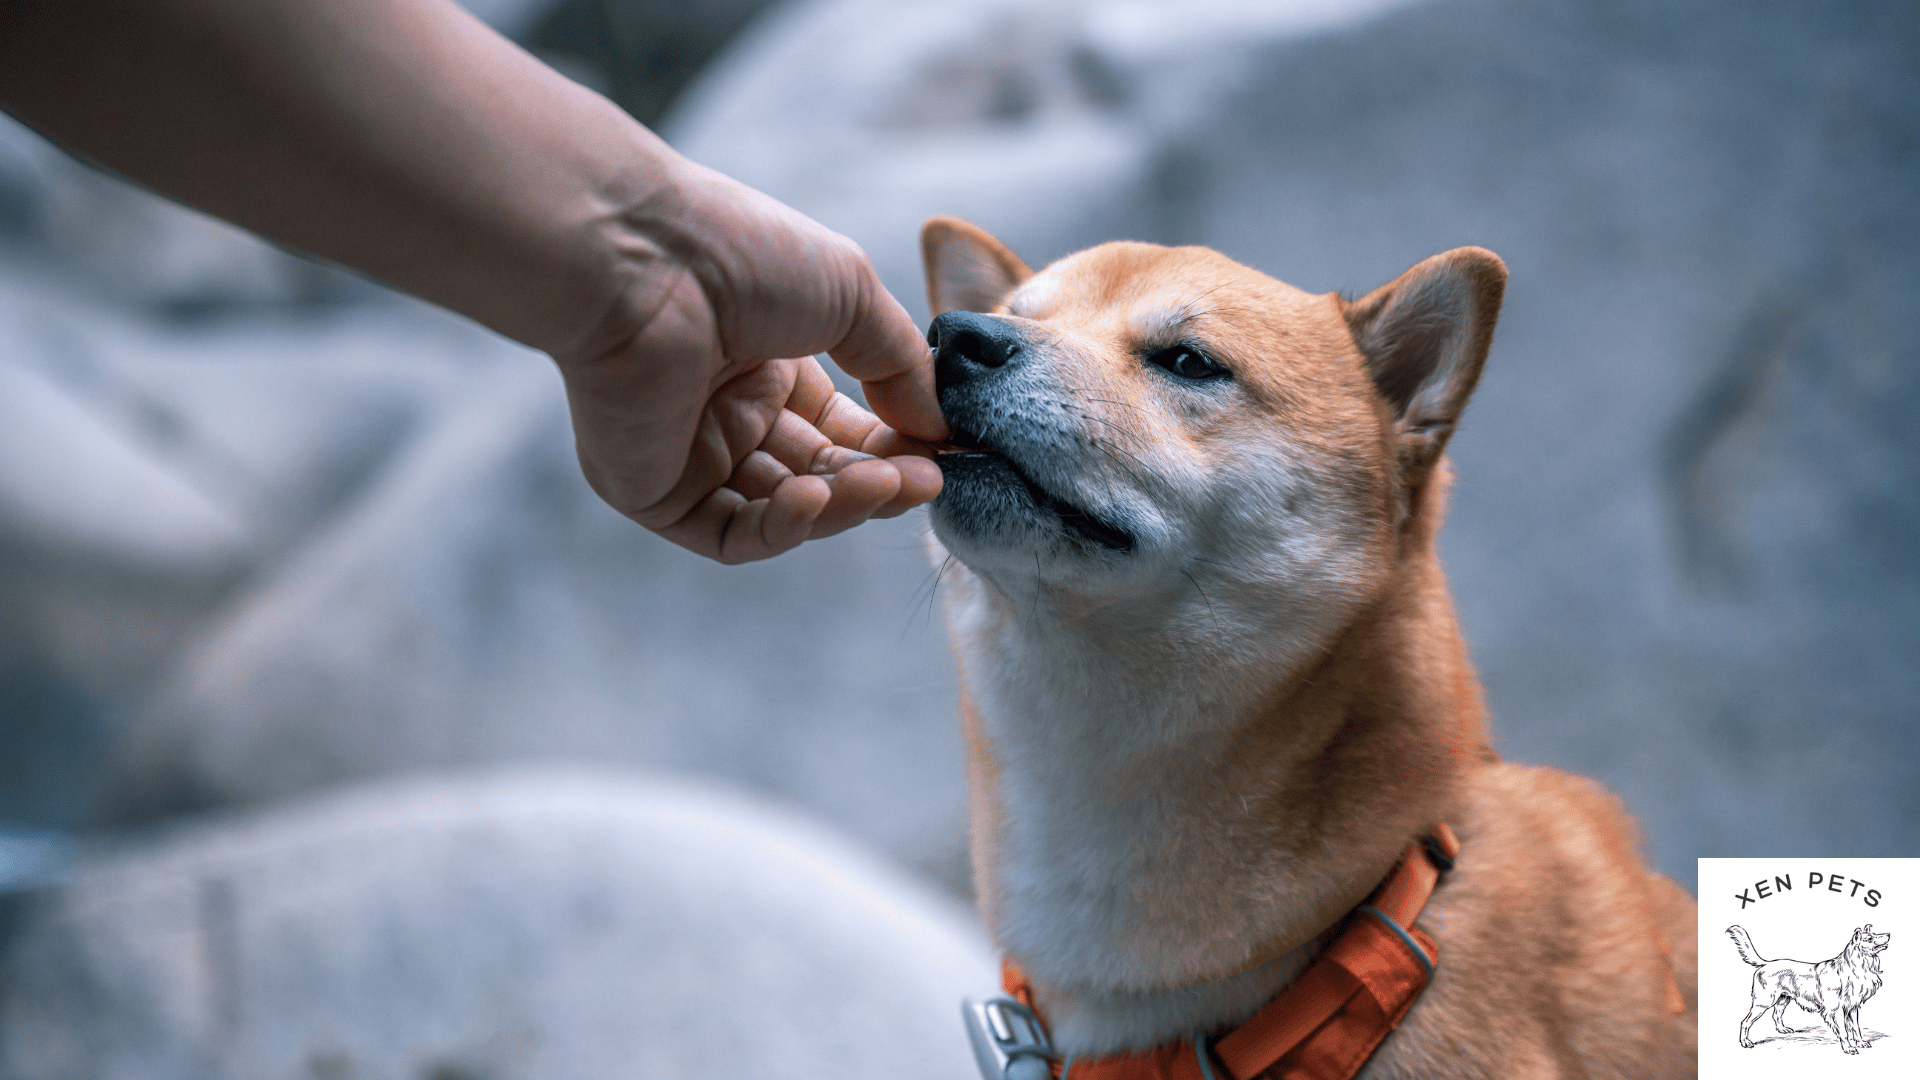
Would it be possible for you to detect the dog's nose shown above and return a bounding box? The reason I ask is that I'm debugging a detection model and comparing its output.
[930,310,1025,394]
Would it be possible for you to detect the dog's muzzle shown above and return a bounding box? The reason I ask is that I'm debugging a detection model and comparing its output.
[925,311,1137,553]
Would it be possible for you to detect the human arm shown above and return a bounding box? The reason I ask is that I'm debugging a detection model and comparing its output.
[0,0,946,561]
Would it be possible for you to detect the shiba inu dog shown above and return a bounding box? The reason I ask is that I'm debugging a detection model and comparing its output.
[922,217,1697,1078]
[1728,924,1890,1054]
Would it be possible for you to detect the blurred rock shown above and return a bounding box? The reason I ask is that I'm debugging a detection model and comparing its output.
[665,0,1920,883]
[526,0,782,125]
[91,382,969,887]
[76,315,969,890]
[0,771,996,1080]
[0,831,72,893]
[0,266,527,831]
[455,0,566,39]
[0,116,368,315]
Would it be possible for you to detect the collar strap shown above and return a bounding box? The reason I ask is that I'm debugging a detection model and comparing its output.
[995,825,1459,1080]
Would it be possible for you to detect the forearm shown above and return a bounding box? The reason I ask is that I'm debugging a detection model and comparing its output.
[0,0,675,357]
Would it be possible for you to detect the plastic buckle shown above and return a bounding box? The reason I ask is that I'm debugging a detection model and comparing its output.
[962,996,1057,1080]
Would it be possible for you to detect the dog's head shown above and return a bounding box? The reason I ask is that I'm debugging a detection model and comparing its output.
[1854,924,1892,968]
[921,217,1505,658]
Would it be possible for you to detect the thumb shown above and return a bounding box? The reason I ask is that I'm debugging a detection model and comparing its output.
[827,263,948,444]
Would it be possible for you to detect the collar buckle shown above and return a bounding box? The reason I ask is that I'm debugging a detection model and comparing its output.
[963,996,1057,1080]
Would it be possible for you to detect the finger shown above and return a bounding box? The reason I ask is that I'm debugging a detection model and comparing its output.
[861,366,947,445]
[627,359,798,531]
[858,423,941,460]
[828,268,948,442]
[658,473,832,564]
[784,356,840,424]
[728,449,794,502]
[786,359,910,463]
[869,454,943,518]
[805,458,904,541]
[813,389,887,451]
[739,473,832,560]
[776,377,942,464]
[761,405,869,477]
[653,484,746,561]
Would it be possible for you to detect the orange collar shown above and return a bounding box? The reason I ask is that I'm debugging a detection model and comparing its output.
[979,825,1460,1080]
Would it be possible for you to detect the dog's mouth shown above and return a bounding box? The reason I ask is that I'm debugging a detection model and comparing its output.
[935,423,1135,552]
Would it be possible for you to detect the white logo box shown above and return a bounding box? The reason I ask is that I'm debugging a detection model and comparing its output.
[1698,858,1917,1079]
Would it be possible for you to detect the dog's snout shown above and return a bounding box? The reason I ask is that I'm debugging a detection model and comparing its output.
[931,311,1026,396]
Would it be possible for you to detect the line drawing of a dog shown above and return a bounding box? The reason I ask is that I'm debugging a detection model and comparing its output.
[1727,924,1891,1054]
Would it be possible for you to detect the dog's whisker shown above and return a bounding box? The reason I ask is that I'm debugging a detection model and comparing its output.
[1062,388,1147,414]
[1086,439,1153,490]
[1074,410,1147,448]
[1031,550,1044,622]
[1080,428,1152,474]
[1182,568,1223,638]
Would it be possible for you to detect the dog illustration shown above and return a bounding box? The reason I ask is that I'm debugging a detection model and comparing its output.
[922,218,1697,1077]
[1728,924,1891,1054]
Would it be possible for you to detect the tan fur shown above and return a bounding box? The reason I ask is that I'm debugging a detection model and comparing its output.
[921,217,1697,1076]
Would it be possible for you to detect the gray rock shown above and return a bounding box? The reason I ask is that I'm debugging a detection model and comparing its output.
[0,116,365,314]
[0,771,997,1080]
[665,0,1920,884]
[0,831,72,893]
[0,257,536,828]
[525,0,782,126]
[89,347,969,891]
[455,0,566,39]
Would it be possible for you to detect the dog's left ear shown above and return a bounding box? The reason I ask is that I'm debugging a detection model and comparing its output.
[1343,247,1507,482]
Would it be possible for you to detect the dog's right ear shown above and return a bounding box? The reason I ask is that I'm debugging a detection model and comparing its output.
[922,216,1032,315]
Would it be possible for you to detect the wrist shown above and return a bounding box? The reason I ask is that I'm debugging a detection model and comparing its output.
[545,130,713,368]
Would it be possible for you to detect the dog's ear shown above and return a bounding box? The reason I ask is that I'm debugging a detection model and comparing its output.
[922,216,1032,315]
[1343,247,1506,480]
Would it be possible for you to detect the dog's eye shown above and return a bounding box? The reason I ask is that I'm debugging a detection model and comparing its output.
[1147,346,1228,382]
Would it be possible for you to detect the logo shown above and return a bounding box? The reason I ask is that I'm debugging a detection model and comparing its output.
[1700,859,1916,1078]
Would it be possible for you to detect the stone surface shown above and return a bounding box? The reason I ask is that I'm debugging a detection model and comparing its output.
[0,771,996,1080]
[526,0,782,125]
[0,258,528,833]
[0,115,365,315]
[665,0,1920,883]
[87,355,969,888]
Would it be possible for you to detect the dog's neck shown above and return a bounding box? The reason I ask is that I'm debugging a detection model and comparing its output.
[1842,940,1885,979]
[942,485,1488,1056]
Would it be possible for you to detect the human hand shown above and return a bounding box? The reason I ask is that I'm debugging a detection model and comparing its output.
[555,163,949,563]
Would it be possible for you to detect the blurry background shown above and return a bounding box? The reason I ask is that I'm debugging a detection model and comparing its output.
[1,0,1914,1076]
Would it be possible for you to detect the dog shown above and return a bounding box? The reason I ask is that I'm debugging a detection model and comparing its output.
[920,217,1698,1078]
[1727,924,1890,1054]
